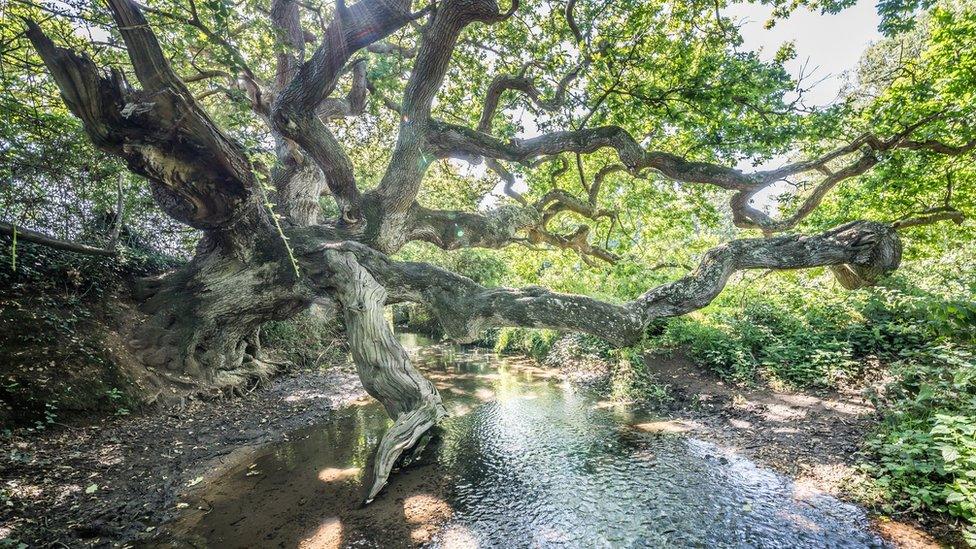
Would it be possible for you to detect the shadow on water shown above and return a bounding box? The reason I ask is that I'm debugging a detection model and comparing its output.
[160,334,890,548]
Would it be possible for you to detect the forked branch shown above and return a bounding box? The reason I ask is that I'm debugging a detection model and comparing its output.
[371,0,519,217]
[25,7,257,231]
[273,0,422,223]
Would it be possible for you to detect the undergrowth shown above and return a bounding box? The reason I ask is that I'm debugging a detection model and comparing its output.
[0,236,180,430]
[607,344,672,405]
[493,327,561,361]
[492,328,672,405]
[651,282,974,389]
[863,343,976,543]
[647,270,976,541]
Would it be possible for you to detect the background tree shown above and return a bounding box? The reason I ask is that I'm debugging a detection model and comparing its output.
[3,0,974,498]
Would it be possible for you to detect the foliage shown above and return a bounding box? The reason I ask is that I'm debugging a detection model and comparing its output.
[864,344,976,542]
[392,303,444,338]
[543,332,615,369]
[807,1,976,236]
[493,327,561,362]
[608,344,673,405]
[649,261,974,387]
[397,245,510,287]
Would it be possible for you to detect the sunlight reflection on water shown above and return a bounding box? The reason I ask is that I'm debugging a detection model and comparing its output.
[170,334,889,548]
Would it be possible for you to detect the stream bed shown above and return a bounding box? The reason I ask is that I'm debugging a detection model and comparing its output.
[165,334,889,548]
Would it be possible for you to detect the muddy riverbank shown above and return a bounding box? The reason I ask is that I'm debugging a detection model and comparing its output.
[0,363,365,547]
[639,352,944,548]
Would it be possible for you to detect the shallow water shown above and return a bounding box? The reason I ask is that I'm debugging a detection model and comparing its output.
[167,334,889,548]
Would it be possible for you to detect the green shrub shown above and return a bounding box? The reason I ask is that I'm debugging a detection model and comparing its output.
[864,343,976,542]
[392,303,443,337]
[650,277,972,390]
[493,327,560,361]
[609,345,671,405]
[492,329,670,405]
[661,318,759,383]
[475,327,501,348]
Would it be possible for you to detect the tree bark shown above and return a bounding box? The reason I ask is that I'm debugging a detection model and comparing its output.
[296,221,902,347]
[321,248,446,502]
[127,234,310,393]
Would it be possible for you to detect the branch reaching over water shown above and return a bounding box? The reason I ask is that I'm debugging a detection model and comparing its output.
[297,220,903,347]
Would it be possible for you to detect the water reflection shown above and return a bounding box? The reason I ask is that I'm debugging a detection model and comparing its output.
[165,335,888,548]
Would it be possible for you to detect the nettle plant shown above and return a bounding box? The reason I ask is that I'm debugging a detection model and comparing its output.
[5,0,974,498]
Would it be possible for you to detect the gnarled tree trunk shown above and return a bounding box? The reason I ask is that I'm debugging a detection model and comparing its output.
[128,233,310,391]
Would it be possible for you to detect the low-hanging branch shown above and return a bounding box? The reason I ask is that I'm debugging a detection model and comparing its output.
[296,219,902,347]
[0,222,117,257]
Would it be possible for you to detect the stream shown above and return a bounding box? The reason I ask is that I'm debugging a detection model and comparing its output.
[165,334,889,548]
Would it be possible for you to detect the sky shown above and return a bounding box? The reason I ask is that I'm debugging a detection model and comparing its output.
[727,0,882,108]
[727,0,882,208]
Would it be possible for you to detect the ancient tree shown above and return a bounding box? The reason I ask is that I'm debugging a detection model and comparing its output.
[20,0,973,499]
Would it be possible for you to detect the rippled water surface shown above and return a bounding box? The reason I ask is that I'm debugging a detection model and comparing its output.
[168,334,888,548]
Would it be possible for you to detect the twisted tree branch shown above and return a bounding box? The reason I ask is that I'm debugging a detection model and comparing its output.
[370,0,519,221]
[427,115,975,234]
[273,0,421,224]
[294,219,904,346]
